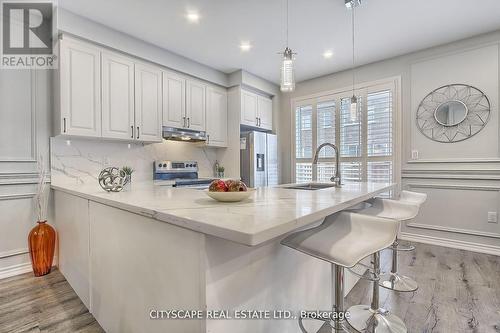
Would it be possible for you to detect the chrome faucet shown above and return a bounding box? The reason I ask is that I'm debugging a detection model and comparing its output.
[312,143,341,186]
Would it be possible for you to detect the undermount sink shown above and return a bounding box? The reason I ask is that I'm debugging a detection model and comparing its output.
[283,183,339,190]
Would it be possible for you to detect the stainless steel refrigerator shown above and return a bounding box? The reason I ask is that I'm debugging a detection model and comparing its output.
[240,131,278,188]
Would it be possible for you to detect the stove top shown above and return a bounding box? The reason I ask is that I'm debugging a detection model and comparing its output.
[153,160,214,188]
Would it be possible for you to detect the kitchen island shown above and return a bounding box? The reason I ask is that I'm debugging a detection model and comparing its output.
[52,181,393,333]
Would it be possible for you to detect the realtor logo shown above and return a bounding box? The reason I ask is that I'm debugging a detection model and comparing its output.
[1,1,56,68]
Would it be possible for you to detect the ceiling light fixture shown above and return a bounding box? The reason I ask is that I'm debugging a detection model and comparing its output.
[186,11,200,23]
[279,0,296,92]
[240,41,252,52]
[323,50,334,59]
[349,1,358,121]
[345,0,362,9]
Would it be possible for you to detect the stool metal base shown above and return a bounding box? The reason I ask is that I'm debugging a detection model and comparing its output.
[346,305,407,333]
[394,243,415,252]
[379,272,418,292]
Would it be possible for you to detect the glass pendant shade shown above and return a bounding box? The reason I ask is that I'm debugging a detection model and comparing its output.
[350,95,358,121]
[280,47,295,92]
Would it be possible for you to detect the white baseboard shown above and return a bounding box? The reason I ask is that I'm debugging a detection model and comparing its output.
[400,232,500,257]
[0,262,33,280]
[0,256,58,281]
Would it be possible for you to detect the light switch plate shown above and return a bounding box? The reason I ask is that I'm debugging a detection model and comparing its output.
[411,150,419,160]
[487,212,498,223]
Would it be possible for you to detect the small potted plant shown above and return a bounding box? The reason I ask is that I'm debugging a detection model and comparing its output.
[121,166,134,189]
[217,165,225,178]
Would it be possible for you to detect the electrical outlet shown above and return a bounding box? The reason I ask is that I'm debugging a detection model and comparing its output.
[411,150,419,160]
[487,212,498,224]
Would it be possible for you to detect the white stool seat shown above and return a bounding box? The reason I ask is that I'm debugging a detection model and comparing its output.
[400,190,427,206]
[281,212,398,268]
[361,198,420,221]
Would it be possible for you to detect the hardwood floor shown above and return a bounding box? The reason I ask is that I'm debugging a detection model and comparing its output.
[0,269,104,333]
[346,242,500,333]
[0,243,498,333]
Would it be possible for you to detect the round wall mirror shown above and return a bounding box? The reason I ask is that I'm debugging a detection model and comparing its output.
[416,84,490,143]
[434,100,468,127]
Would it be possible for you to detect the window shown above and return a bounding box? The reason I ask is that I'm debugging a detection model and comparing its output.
[292,80,398,185]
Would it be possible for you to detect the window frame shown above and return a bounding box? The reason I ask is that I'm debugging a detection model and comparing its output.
[291,77,401,188]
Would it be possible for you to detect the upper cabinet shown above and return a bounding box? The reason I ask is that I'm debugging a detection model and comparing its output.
[101,51,135,140]
[162,72,186,129]
[240,89,273,130]
[134,63,162,142]
[57,36,229,146]
[186,80,206,131]
[59,38,101,137]
[257,95,273,131]
[206,86,227,147]
[162,73,207,132]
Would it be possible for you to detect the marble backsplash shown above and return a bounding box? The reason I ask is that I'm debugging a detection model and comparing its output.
[50,137,218,185]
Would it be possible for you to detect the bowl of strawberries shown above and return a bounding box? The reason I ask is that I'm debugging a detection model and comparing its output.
[206,179,254,202]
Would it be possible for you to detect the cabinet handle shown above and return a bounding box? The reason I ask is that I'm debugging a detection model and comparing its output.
[137,126,140,139]
[63,118,67,133]
[131,125,134,138]
[256,117,259,126]
[207,134,210,144]
[187,117,190,128]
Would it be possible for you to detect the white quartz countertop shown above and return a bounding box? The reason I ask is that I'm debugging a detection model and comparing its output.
[51,181,394,246]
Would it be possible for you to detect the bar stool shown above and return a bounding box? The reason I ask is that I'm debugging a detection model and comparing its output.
[362,191,427,293]
[281,211,401,332]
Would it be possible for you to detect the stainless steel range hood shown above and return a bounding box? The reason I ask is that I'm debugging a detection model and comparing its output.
[162,126,207,142]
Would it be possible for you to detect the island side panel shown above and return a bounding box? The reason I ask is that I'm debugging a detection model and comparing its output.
[204,232,333,333]
[89,201,206,333]
[54,191,91,309]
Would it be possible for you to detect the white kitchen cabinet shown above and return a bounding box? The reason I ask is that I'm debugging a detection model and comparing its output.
[186,79,206,131]
[59,38,101,137]
[241,90,259,127]
[258,95,273,130]
[239,89,273,130]
[206,86,227,147]
[162,71,186,129]
[134,63,163,142]
[101,51,135,140]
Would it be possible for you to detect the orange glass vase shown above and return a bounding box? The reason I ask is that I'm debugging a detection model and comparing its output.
[28,220,56,277]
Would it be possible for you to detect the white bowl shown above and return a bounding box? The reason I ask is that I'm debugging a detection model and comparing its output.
[205,188,255,202]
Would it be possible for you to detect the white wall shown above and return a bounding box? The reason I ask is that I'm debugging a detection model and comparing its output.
[279,30,500,255]
[0,69,52,278]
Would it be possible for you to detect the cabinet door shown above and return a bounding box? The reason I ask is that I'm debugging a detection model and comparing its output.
[134,63,162,142]
[60,38,101,137]
[101,51,135,140]
[241,90,258,127]
[162,71,186,128]
[258,96,273,130]
[206,86,227,147]
[186,80,206,131]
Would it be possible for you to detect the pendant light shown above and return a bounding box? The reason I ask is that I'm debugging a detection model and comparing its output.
[349,2,357,121]
[280,0,295,92]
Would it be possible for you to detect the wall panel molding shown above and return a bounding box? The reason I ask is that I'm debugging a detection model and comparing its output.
[0,193,37,201]
[0,248,28,260]
[406,222,500,239]
[406,183,500,191]
[0,70,38,163]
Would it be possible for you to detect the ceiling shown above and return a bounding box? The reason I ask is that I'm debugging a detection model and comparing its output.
[59,0,500,84]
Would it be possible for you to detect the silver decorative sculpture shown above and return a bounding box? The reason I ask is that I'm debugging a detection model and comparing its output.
[98,167,128,192]
[416,84,490,143]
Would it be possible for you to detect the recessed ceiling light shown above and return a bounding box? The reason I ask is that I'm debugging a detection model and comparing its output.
[186,11,200,23]
[240,41,252,52]
[323,50,334,59]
